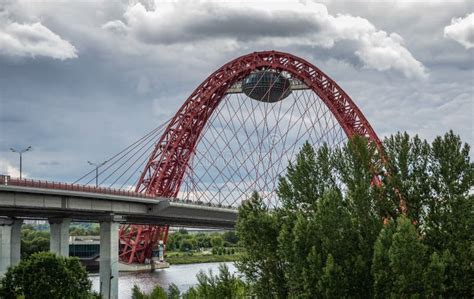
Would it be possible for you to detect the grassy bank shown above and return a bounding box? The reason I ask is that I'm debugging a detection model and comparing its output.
[166,251,240,265]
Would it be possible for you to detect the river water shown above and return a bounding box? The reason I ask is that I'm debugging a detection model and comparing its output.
[90,262,237,298]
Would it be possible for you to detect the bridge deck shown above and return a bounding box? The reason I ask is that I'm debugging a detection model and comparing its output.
[0,180,237,228]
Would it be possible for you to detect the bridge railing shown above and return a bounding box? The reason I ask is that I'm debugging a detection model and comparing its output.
[0,175,237,209]
[0,174,156,199]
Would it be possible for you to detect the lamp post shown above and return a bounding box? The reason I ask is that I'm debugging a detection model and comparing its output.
[10,146,32,179]
[87,160,107,187]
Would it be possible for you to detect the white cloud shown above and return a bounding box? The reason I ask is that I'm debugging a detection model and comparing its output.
[444,13,474,49]
[355,32,427,79]
[102,20,128,35]
[0,21,78,60]
[0,159,21,178]
[104,0,426,79]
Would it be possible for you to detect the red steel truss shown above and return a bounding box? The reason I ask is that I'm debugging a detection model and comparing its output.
[119,50,382,264]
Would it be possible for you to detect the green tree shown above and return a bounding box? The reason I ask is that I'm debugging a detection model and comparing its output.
[131,284,167,299]
[210,236,223,248]
[21,226,50,258]
[334,136,384,290]
[313,189,366,297]
[236,192,286,298]
[383,132,431,222]
[388,216,426,297]
[180,239,193,252]
[195,233,211,248]
[318,254,345,299]
[383,131,473,296]
[132,285,147,299]
[425,131,473,296]
[0,252,96,299]
[222,231,239,245]
[167,283,180,299]
[372,220,396,298]
[183,264,247,299]
[234,132,473,298]
[423,251,448,297]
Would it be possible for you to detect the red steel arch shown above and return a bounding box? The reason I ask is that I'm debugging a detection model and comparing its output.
[120,50,383,264]
[137,50,381,197]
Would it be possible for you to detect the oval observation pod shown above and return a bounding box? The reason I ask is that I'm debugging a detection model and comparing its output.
[242,71,292,103]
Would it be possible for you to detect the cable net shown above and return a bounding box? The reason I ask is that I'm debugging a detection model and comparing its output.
[74,80,348,209]
[179,88,347,208]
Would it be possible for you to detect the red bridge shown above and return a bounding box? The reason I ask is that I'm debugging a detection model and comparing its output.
[1,51,386,299]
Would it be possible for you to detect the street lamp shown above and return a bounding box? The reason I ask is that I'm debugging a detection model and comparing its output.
[87,160,107,187]
[10,146,32,179]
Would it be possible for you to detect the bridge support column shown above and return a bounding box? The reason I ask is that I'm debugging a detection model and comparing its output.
[49,218,71,256]
[100,219,119,299]
[0,218,22,276]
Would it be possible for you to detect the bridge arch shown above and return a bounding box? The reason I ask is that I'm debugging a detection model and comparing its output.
[120,50,383,264]
[136,50,381,198]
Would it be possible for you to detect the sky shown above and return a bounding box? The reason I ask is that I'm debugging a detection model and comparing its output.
[0,0,473,183]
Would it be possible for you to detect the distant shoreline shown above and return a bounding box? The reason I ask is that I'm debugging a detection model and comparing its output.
[166,252,240,265]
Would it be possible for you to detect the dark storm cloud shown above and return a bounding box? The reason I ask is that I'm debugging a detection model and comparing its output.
[0,0,472,183]
[175,9,321,43]
[116,2,322,45]
[109,1,427,78]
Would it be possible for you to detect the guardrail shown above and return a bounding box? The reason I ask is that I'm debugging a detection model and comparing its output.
[0,175,237,209]
[0,175,156,199]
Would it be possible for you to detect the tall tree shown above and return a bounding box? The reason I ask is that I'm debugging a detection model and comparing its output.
[423,251,448,297]
[425,131,473,296]
[235,131,473,298]
[372,219,396,298]
[236,192,286,298]
[383,132,431,223]
[388,216,426,297]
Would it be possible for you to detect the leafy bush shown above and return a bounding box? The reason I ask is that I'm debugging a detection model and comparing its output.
[0,252,98,299]
[132,284,167,299]
[210,236,223,248]
[183,264,248,298]
[179,239,193,252]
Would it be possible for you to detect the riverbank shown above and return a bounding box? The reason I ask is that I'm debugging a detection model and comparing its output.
[90,262,237,298]
[166,251,240,265]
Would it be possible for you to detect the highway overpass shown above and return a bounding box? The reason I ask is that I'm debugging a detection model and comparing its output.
[0,177,237,298]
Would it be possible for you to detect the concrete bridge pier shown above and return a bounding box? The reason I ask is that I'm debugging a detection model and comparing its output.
[49,218,71,257]
[99,218,119,299]
[0,218,22,276]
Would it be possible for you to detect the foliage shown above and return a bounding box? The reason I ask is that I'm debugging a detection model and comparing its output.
[236,192,286,298]
[372,219,396,298]
[21,225,50,258]
[166,230,238,252]
[69,223,100,236]
[179,239,194,252]
[132,265,247,299]
[167,284,180,299]
[235,131,473,298]
[165,252,239,265]
[182,264,248,299]
[222,231,239,244]
[21,222,101,258]
[0,252,97,299]
[131,284,167,299]
[210,236,224,248]
[388,216,426,297]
